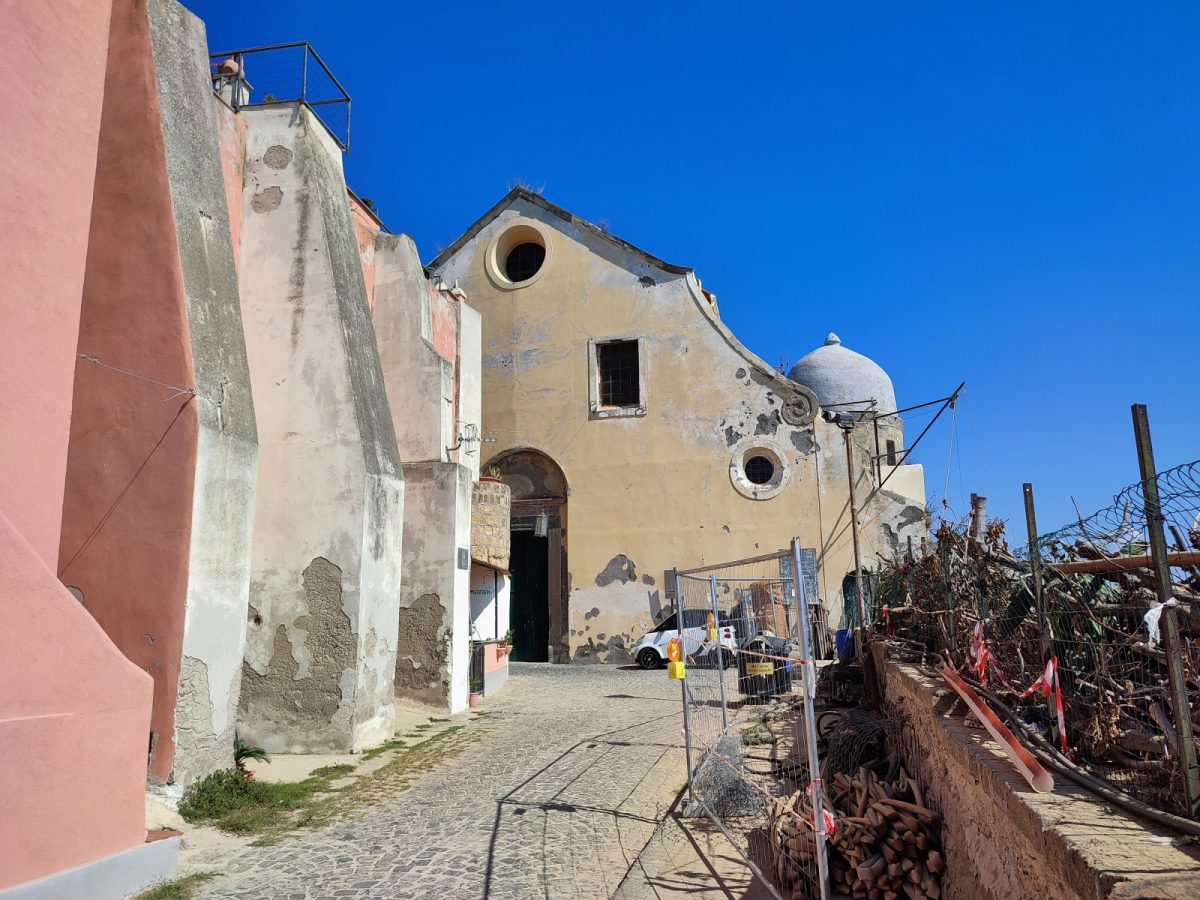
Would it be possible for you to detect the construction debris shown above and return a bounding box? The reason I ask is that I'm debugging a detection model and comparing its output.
[874,518,1200,818]
[767,763,944,899]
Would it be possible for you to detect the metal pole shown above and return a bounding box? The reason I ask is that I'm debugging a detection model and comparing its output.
[1132,403,1200,817]
[842,425,866,659]
[872,416,883,482]
[709,574,729,733]
[675,568,696,807]
[792,538,831,900]
[1023,483,1058,746]
[681,678,695,807]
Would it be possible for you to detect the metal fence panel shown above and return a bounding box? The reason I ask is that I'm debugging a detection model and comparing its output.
[674,541,830,899]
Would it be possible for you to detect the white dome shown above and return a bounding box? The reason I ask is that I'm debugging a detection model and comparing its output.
[786,333,896,412]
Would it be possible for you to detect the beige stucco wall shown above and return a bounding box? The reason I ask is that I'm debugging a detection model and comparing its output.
[235,105,403,750]
[432,194,925,662]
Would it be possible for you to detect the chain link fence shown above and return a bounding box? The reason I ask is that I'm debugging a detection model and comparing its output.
[673,541,831,899]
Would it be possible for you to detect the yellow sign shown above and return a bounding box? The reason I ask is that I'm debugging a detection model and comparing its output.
[668,660,687,680]
[745,662,774,676]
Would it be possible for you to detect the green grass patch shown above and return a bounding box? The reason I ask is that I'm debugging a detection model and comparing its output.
[309,764,355,779]
[292,725,474,833]
[361,738,406,762]
[177,724,478,846]
[414,723,432,730]
[133,872,216,900]
[178,767,342,836]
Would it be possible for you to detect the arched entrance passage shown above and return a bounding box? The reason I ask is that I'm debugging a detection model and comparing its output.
[485,448,568,663]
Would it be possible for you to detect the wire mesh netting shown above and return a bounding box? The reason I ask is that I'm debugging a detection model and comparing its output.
[673,546,831,899]
[210,43,351,150]
[872,458,1200,819]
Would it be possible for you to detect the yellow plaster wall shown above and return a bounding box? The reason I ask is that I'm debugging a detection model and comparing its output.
[434,197,926,662]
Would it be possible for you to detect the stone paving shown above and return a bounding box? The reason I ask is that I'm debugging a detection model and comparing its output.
[197,663,713,899]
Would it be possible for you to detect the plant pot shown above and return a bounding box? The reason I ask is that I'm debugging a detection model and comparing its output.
[469,691,482,708]
[479,475,502,484]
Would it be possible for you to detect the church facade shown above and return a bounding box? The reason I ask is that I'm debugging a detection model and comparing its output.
[430,188,927,664]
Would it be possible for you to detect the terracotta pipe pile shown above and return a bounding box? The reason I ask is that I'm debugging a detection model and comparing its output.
[768,765,944,899]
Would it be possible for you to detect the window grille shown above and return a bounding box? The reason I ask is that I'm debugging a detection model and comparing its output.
[597,340,640,407]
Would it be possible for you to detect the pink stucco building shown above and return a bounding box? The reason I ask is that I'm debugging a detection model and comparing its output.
[0,0,166,894]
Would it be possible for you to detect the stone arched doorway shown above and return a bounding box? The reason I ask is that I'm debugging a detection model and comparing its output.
[484,448,568,663]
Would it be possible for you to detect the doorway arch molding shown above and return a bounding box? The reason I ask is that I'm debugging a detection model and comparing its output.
[483,446,569,662]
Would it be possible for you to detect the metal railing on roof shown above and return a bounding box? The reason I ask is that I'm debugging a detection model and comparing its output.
[209,42,351,151]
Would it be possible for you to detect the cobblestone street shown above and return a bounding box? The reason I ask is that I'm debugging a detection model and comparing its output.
[196,664,723,899]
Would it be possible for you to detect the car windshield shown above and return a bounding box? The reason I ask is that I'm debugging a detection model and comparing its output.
[651,614,677,633]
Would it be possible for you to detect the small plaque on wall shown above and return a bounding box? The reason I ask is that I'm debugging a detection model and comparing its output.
[457,548,470,570]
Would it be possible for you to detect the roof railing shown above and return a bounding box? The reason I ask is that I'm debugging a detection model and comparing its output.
[210,42,351,151]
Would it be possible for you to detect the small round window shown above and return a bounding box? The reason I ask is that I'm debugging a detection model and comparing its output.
[744,455,775,485]
[729,438,792,500]
[505,242,545,282]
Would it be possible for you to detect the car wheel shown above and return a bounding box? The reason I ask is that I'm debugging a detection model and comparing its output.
[637,649,662,670]
[720,649,735,669]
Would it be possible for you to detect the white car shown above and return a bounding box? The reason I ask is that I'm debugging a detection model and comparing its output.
[633,609,737,670]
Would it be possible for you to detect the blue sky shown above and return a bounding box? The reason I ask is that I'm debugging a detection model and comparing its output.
[192,1,1199,536]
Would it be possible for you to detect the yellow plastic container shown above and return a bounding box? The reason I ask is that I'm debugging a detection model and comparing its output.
[667,660,687,680]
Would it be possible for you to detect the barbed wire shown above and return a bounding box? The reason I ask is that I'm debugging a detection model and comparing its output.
[871,456,1200,819]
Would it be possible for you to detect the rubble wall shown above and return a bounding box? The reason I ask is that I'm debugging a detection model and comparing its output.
[471,480,511,571]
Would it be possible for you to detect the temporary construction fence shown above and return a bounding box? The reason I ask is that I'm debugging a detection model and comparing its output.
[872,405,1200,823]
[674,539,831,900]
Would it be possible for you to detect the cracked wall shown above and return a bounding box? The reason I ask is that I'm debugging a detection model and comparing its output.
[395,592,449,703]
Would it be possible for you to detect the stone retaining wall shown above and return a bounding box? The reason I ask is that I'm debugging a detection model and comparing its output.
[873,645,1200,899]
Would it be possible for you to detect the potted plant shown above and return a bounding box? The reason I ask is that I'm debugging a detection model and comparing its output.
[469,675,483,707]
[480,465,502,484]
[497,628,514,658]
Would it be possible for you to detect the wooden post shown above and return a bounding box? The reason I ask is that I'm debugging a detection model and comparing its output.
[842,424,866,660]
[1023,483,1058,746]
[1132,403,1200,817]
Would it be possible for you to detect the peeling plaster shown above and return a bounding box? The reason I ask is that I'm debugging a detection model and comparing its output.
[595,554,637,587]
[250,185,282,213]
[238,557,356,750]
[395,592,449,704]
